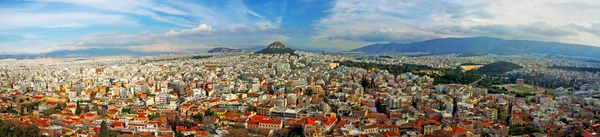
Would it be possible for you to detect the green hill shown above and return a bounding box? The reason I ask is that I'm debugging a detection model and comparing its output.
[256,41,297,55]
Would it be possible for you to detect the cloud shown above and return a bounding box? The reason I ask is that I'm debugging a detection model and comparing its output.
[165,24,213,37]
[48,24,292,53]
[0,12,138,30]
[311,0,600,49]
[22,34,44,39]
[164,24,298,37]
[39,0,272,28]
[569,22,600,37]
[326,29,440,43]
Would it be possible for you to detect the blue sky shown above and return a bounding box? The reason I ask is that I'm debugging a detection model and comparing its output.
[1,0,600,54]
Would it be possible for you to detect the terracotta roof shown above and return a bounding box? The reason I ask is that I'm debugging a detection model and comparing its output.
[112,121,124,127]
[261,119,281,125]
[452,126,468,134]
[461,120,473,126]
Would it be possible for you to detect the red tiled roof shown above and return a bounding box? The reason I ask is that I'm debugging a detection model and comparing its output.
[380,131,401,137]
[461,120,473,126]
[261,119,281,125]
[250,115,269,121]
[112,121,124,127]
[452,126,468,134]
[247,120,259,125]
[176,126,185,131]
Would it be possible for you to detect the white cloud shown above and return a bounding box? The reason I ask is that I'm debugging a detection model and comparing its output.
[312,0,600,49]
[39,0,272,28]
[165,24,213,37]
[164,24,292,37]
[22,34,44,39]
[0,12,138,30]
[46,24,291,53]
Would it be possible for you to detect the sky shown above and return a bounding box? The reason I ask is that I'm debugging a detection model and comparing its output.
[1,0,600,54]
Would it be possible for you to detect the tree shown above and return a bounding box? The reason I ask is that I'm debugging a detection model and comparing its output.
[305,89,314,96]
[75,101,82,115]
[93,103,100,111]
[205,108,213,116]
[84,105,90,113]
[99,121,109,137]
[176,132,185,137]
[246,105,257,112]
[193,113,204,121]
[24,125,40,137]
[20,106,25,116]
[121,108,131,114]
[149,113,160,120]
[0,120,40,137]
[43,108,55,116]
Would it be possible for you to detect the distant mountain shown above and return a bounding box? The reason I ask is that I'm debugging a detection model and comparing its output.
[207,47,242,53]
[42,48,171,57]
[351,37,600,59]
[256,41,297,55]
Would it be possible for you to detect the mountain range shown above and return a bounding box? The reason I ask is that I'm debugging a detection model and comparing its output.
[2,37,600,59]
[351,37,600,59]
[0,48,171,59]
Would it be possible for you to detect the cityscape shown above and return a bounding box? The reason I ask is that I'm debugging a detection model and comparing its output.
[1,0,600,137]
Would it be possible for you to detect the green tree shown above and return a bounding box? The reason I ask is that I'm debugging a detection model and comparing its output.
[149,113,160,120]
[205,108,213,116]
[84,105,90,113]
[24,125,40,137]
[193,113,204,121]
[121,108,131,114]
[93,103,99,111]
[246,105,257,112]
[75,101,82,115]
[100,121,109,137]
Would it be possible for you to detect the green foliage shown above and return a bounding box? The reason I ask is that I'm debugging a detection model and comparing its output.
[337,61,434,75]
[256,49,297,56]
[205,108,214,116]
[305,89,314,96]
[246,105,257,112]
[191,55,212,59]
[177,132,185,137]
[550,65,600,73]
[84,105,90,113]
[338,61,486,85]
[0,120,40,137]
[256,41,297,56]
[560,118,569,124]
[149,113,161,120]
[75,101,82,115]
[471,61,522,76]
[509,85,538,92]
[432,70,482,85]
[515,92,536,98]
[99,121,111,137]
[193,113,204,121]
[121,108,131,114]
[508,126,540,135]
[232,124,245,129]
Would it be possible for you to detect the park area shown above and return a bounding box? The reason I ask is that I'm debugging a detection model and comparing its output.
[509,85,539,92]
[495,84,547,95]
